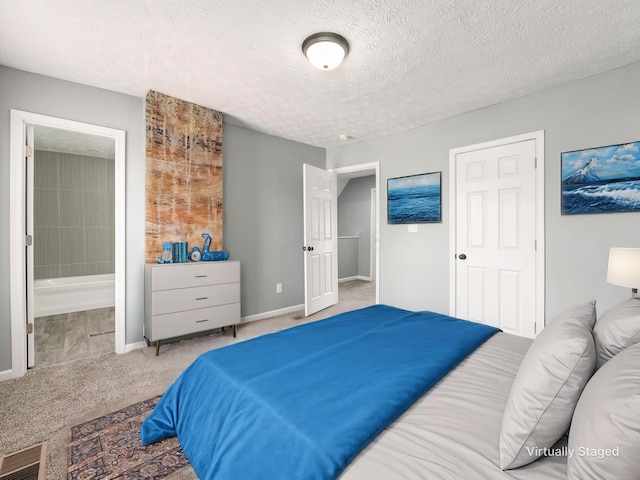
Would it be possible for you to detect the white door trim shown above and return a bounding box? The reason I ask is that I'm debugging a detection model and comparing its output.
[370,187,377,282]
[329,161,380,304]
[448,131,545,333]
[9,109,126,380]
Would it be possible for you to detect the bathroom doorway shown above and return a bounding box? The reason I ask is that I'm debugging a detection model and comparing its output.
[31,125,117,367]
[9,110,126,376]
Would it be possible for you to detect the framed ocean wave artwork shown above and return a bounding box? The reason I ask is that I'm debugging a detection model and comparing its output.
[387,171,441,224]
[561,141,640,215]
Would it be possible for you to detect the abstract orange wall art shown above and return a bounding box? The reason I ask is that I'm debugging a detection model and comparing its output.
[145,90,223,263]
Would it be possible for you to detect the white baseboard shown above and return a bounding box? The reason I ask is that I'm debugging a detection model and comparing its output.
[0,369,16,382]
[339,275,372,283]
[241,304,304,324]
[125,341,148,353]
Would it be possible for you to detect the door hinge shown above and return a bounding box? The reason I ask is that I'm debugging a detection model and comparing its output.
[25,234,33,246]
[534,157,537,169]
[534,322,537,335]
[26,323,34,335]
[25,145,33,158]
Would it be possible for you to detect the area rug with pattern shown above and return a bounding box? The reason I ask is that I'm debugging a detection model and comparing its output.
[67,396,190,479]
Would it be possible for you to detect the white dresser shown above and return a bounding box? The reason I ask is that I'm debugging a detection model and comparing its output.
[144,261,241,355]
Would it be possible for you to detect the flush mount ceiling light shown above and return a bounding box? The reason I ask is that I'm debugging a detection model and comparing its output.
[302,32,350,70]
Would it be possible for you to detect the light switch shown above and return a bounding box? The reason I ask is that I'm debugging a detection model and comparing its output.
[408,224,418,233]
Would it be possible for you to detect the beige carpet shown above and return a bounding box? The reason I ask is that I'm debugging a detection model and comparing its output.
[0,280,374,480]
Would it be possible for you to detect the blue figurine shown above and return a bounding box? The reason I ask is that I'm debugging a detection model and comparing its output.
[200,232,230,261]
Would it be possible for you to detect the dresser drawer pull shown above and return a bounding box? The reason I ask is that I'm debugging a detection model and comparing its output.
[195,296,209,301]
[195,319,209,324]
[195,275,208,278]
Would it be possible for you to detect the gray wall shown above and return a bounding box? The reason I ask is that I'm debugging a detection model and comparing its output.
[338,175,375,279]
[34,150,115,279]
[0,66,326,374]
[222,123,325,316]
[0,66,145,372]
[327,61,640,322]
[338,238,359,279]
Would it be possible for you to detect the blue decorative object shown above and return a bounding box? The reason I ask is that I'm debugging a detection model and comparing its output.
[202,250,229,261]
[190,246,202,262]
[162,242,173,263]
[200,232,229,261]
[202,233,212,253]
[180,242,188,263]
[158,241,174,263]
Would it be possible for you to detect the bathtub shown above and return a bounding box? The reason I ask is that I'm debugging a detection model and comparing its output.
[33,274,115,317]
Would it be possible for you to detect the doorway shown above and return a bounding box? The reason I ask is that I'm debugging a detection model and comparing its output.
[302,162,380,317]
[448,131,545,338]
[337,176,376,281]
[31,125,116,367]
[9,110,126,378]
[331,162,380,306]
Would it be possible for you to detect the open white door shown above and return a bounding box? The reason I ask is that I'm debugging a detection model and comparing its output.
[303,164,338,316]
[25,124,35,367]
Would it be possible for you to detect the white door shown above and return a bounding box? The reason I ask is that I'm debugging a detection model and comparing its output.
[303,164,338,316]
[25,125,36,367]
[452,137,540,337]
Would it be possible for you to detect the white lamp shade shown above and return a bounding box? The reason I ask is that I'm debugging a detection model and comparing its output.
[607,248,640,288]
[305,41,346,70]
[302,33,349,70]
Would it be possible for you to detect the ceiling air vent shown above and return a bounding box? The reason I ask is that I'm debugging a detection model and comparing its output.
[0,442,47,480]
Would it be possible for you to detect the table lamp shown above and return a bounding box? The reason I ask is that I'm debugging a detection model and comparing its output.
[607,247,640,298]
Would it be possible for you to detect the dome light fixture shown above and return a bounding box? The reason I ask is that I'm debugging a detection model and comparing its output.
[302,32,350,70]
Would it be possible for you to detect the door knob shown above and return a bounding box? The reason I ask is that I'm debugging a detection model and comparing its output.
[458,253,467,260]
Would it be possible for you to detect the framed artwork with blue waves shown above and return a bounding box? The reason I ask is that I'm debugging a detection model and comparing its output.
[387,171,441,224]
[561,141,640,215]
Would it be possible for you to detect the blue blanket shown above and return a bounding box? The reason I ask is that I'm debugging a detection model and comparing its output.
[141,304,499,479]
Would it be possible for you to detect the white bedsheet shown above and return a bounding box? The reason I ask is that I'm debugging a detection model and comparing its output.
[341,332,567,480]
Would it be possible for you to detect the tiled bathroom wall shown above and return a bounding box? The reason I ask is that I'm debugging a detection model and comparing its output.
[34,150,115,279]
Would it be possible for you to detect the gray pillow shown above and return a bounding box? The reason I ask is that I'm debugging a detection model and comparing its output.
[593,298,640,369]
[567,341,640,480]
[499,300,596,470]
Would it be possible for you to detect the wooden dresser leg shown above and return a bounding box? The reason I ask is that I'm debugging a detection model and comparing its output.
[155,340,160,356]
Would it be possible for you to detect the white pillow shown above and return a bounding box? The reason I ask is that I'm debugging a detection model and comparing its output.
[593,298,640,369]
[567,341,640,480]
[499,300,596,470]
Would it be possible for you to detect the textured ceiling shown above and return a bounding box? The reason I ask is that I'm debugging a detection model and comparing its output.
[2,0,640,148]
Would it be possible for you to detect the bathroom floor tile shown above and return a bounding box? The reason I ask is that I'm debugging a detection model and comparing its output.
[33,307,115,368]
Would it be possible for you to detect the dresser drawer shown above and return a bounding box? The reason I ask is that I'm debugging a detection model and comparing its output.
[150,262,240,291]
[149,303,241,341]
[151,283,240,315]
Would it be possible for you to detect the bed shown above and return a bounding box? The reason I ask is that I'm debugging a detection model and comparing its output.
[341,332,566,480]
[141,301,640,480]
